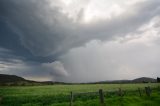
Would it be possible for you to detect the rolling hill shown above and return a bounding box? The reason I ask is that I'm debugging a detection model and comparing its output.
[0,74,55,86]
[132,77,156,83]
[0,74,157,86]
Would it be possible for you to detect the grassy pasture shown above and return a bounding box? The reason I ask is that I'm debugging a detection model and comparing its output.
[0,83,159,106]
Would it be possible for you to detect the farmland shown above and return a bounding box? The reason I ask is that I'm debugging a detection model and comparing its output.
[0,83,160,106]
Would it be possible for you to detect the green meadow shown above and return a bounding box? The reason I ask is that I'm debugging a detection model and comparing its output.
[0,83,160,106]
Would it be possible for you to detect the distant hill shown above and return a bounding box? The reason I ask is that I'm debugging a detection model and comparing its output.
[132,77,156,83]
[93,77,157,84]
[0,74,26,83]
[94,80,132,84]
[0,74,158,86]
[0,74,56,86]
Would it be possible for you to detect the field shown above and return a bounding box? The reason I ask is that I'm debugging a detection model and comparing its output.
[0,83,160,106]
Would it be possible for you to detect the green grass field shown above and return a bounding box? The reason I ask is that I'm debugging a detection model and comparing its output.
[0,83,160,106]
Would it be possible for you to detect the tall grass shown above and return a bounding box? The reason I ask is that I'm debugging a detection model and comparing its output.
[0,83,159,106]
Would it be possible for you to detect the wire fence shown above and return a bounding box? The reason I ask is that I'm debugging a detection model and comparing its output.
[69,86,160,106]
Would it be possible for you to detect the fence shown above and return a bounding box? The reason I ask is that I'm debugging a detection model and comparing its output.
[69,86,153,106]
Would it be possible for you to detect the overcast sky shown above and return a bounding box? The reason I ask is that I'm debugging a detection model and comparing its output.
[0,0,160,82]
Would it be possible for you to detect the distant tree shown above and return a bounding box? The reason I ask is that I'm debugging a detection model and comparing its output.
[143,81,148,83]
[157,77,160,83]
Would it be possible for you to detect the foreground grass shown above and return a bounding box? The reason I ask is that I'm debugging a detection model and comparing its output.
[0,83,159,106]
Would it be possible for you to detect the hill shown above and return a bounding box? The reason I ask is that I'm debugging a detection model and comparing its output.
[0,74,157,86]
[0,74,55,86]
[132,77,156,83]
[0,74,26,83]
[93,77,157,84]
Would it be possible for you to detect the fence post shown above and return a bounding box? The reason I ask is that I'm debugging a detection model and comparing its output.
[99,89,105,106]
[70,92,74,106]
[138,88,142,97]
[145,86,151,97]
[118,88,122,96]
[0,96,2,104]
[158,86,160,91]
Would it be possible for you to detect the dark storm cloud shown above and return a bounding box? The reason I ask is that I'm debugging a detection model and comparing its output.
[0,17,58,63]
[0,0,160,60]
[0,0,74,58]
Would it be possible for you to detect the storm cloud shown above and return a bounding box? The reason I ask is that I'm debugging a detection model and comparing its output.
[0,0,160,82]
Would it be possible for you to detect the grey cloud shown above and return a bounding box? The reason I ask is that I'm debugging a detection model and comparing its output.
[0,60,68,81]
[58,17,160,82]
[0,47,25,63]
[0,47,68,81]
[42,61,68,77]
[0,0,160,82]
[0,0,160,59]
[60,39,160,82]
[0,0,73,57]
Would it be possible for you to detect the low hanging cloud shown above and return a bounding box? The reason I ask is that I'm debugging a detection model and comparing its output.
[42,61,68,77]
[0,60,68,81]
[0,0,160,82]
[59,17,160,82]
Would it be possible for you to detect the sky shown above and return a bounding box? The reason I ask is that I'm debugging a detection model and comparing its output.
[0,0,160,82]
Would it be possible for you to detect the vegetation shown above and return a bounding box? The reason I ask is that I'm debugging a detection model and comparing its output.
[0,83,160,106]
